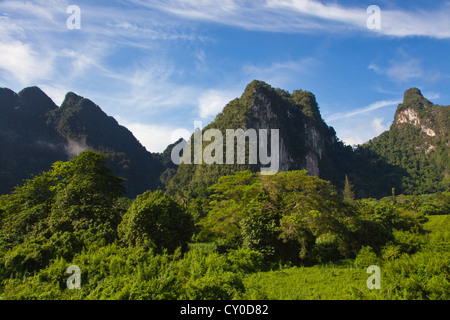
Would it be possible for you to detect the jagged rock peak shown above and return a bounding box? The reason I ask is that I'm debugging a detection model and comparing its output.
[243,80,272,93]
[0,87,17,97]
[60,91,105,115]
[0,88,18,111]
[64,91,81,100]
[395,88,439,137]
[17,86,58,113]
[18,86,48,98]
[398,87,433,113]
[61,91,87,106]
[241,80,321,120]
[403,87,423,100]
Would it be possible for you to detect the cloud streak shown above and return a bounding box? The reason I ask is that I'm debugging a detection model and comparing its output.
[0,40,53,85]
[198,89,239,120]
[369,54,443,84]
[115,116,191,153]
[1,0,448,152]
[133,0,450,38]
[242,58,319,89]
[0,0,205,111]
[338,116,389,147]
[326,99,402,122]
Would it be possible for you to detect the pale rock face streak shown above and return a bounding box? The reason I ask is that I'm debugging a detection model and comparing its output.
[396,108,436,137]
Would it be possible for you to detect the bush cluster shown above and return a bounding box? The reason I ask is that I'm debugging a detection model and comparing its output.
[0,152,448,300]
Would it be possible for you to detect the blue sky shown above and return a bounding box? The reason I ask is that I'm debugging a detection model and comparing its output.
[1,0,449,152]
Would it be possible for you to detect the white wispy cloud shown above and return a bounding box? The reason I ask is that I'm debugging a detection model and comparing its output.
[133,0,450,38]
[113,62,198,113]
[326,95,403,146]
[422,92,440,101]
[369,50,444,84]
[380,6,450,39]
[371,117,388,134]
[242,58,319,89]
[266,0,365,25]
[385,58,424,83]
[115,116,191,153]
[0,40,53,86]
[198,89,239,120]
[38,84,68,106]
[130,0,338,32]
[369,51,425,84]
[335,117,390,147]
[326,99,401,122]
[0,6,60,87]
[0,0,205,113]
[0,0,66,26]
[1,0,448,154]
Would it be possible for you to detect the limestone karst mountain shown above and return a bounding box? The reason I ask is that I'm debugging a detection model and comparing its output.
[0,87,164,197]
[357,88,449,195]
[166,80,348,196]
[166,82,449,198]
[0,82,448,198]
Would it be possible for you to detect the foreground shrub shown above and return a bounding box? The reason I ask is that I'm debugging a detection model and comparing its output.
[118,190,194,253]
[0,245,263,300]
[353,246,379,268]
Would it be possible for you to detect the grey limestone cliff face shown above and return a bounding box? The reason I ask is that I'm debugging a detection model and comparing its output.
[246,85,325,176]
[166,80,345,195]
[278,136,295,172]
[304,123,323,176]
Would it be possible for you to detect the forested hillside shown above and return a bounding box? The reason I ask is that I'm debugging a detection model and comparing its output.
[1,82,448,300]
[0,87,165,197]
[1,82,448,200]
[166,82,449,199]
[0,87,67,195]
[357,88,449,195]
[0,151,448,300]
[166,80,349,197]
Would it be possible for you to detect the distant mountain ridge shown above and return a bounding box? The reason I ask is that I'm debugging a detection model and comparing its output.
[358,87,449,195]
[0,87,67,195]
[166,80,346,196]
[166,81,449,198]
[0,86,165,197]
[0,82,448,198]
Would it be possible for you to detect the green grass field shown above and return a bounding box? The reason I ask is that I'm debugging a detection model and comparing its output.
[423,215,450,234]
[240,215,450,300]
[241,261,368,300]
